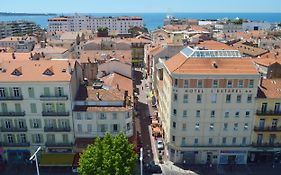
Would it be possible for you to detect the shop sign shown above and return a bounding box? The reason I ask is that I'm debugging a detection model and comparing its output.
[48,148,72,153]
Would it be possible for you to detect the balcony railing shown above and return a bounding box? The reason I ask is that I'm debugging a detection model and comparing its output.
[180,144,249,148]
[0,95,23,101]
[40,95,68,101]
[44,127,71,132]
[0,142,30,147]
[0,127,27,132]
[254,126,281,132]
[256,110,281,116]
[0,111,25,117]
[45,142,73,147]
[251,142,281,147]
[42,111,70,116]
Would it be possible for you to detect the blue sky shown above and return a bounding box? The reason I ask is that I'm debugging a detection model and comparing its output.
[1,0,281,13]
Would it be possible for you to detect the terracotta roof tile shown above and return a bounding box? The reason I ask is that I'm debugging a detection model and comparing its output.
[196,40,235,50]
[258,79,281,98]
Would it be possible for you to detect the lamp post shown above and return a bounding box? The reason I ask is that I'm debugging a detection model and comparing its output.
[140,147,143,175]
[29,147,41,175]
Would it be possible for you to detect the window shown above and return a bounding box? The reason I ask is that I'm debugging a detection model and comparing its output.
[30,103,37,113]
[56,87,64,96]
[76,113,82,120]
[182,123,186,131]
[173,94,178,101]
[113,124,118,132]
[244,123,248,130]
[34,134,42,143]
[183,94,188,103]
[235,111,240,118]
[13,87,20,97]
[234,123,238,131]
[227,80,233,88]
[196,110,200,117]
[181,137,186,145]
[242,137,246,145]
[272,119,278,128]
[172,136,175,142]
[183,110,187,117]
[86,114,92,120]
[77,124,82,133]
[238,80,244,88]
[249,80,254,88]
[31,119,40,128]
[194,138,198,144]
[212,80,218,88]
[20,134,26,143]
[18,120,25,128]
[100,113,106,120]
[236,94,242,103]
[197,94,202,103]
[223,123,228,131]
[43,87,50,96]
[7,134,14,143]
[197,80,203,88]
[184,80,189,88]
[208,138,213,144]
[112,113,117,120]
[195,123,200,130]
[211,94,217,103]
[126,123,131,130]
[173,109,177,116]
[209,123,214,131]
[232,137,237,144]
[247,94,252,103]
[245,111,250,117]
[210,110,215,118]
[226,94,231,103]
[62,134,68,143]
[222,137,227,144]
[173,122,176,129]
[28,87,35,98]
[0,88,6,97]
[174,79,178,87]
[274,103,280,113]
[224,111,229,118]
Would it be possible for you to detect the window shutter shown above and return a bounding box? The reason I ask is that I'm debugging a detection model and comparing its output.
[38,119,42,128]
[29,119,33,128]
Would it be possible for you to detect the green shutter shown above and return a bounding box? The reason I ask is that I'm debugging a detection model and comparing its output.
[38,119,42,128]
[1,103,8,112]
[54,87,58,96]
[4,88,8,97]
[40,134,44,143]
[30,103,37,113]
[42,103,46,112]
[3,134,7,142]
[31,134,35,143]
[9,87,13,97]
[29,119,33,128]
[28,88,35,98]
[44,87,50,96]
[15,103,21,112]
[16,134,20,143]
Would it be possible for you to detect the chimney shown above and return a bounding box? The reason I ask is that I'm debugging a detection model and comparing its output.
[96,92,101,101]
[12,53,16,59]
[260,74,264,88]
[68,61,72,74]
[116,84,120,91]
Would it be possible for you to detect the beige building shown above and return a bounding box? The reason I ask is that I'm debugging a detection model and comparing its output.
[156,47,260,164]
[0,59,82,162]
[73,85,133,152]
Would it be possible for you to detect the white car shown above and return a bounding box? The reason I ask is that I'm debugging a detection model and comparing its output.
[156,139,164,150]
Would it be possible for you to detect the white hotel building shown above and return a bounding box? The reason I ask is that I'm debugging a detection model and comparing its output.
[156,47,260,164]
[48,16,144,34]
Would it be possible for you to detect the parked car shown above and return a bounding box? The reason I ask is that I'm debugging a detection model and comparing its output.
[156,138,164,150]
[144,161,162,174]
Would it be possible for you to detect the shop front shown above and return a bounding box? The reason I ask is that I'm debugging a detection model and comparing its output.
[248,150,281,163]
[6,149,30,163]
[219,150,247,164]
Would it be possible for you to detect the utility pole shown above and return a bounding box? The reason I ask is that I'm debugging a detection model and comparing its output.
[140,147,143,175]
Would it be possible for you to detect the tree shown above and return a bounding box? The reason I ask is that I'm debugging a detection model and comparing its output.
[78,132,138,175]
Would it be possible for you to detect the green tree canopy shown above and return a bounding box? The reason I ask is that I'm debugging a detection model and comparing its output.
[78,132,138,175]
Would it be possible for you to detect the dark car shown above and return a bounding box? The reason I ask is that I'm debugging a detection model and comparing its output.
[144,161,162,174]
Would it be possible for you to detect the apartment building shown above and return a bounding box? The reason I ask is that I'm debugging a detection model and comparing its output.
[249,79,281,163]
[48,16,144,34]
[0,20,40,39]
[73,84,133,151]
[0,36,36,52]
[0,59,82,163]
[156,47,260,164]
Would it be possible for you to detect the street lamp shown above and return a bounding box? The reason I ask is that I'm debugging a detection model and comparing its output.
[29,146,41,175]
[140,147,143,175]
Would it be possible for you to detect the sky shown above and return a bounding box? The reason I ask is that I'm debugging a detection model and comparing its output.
[0,0,281,13]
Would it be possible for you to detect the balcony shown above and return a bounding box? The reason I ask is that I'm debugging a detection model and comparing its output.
[0,142,30,147]
[44,127,71,132]
[0,127,27,132]
[45,142,73,147]
[251,142,281,147]
[254,126,281,132]
[256,110,281,116]
[0,95,23,101]
[40,95,68,101]
[42,111,70,116]
[0,111,25,117]
[180,144,249,148]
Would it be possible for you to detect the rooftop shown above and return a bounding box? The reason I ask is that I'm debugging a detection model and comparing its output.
[258,79,281,98]
[0,59,76,82]
[165,52,258,75]
[80,50,131,64]
[196,40,235,50]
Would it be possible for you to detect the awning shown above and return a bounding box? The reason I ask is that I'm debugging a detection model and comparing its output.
[40,153,75,167]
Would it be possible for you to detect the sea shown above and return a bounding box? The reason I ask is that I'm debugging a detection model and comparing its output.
[1,13,281,31]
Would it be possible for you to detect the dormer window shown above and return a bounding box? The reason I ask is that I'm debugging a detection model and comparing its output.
[11,68,22,76]
[43,67,54,76]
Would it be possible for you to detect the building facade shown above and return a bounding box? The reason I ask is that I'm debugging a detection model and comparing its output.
[156,47,260,164]
[48,16,144,34]
[0,21,40,39]
[0,59,82,163]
